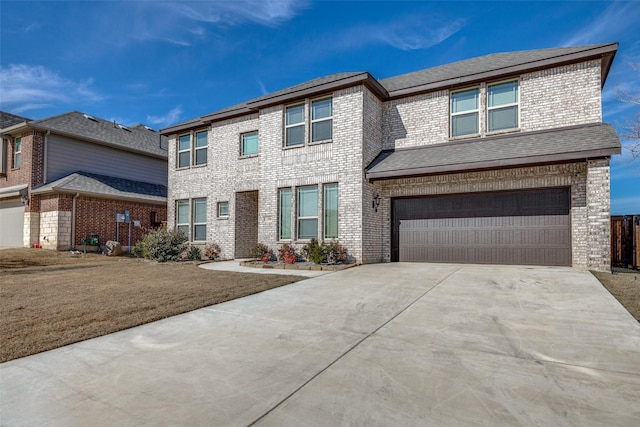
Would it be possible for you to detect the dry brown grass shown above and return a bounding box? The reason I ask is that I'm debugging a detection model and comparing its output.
[0,248,304,362]
[592,269,640,322]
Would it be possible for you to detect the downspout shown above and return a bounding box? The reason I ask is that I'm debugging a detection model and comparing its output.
[43,130,50,184]
[71,192,80,250]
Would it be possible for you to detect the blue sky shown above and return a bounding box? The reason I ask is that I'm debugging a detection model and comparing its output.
[1,0,638,213]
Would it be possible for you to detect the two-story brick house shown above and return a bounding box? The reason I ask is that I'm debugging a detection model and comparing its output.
[161,43,620,271]
[0,111,168,249]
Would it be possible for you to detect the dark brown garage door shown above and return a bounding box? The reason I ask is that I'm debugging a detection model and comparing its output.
[391,188,571,266]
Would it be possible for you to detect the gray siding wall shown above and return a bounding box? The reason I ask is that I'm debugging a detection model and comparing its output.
[46,134,167,185]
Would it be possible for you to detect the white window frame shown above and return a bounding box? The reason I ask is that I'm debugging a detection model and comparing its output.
[192,198,207,241]
[310,96,333,143]
[240,131,259,157]
[13,137,22,169]
[278,188,292,241]
[176,199,190,239]
[217,201,229,218]
[177,134,191,169]
[487,79,519,133]
[450,87,480,138]
[285,103,305,147]
[297,185,318,240]
[194,130,208,166]
[323,183,338,239]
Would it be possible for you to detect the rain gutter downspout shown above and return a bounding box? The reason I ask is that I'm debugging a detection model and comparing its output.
[71,192,80,250]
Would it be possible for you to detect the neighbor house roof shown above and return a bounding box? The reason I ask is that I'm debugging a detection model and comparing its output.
[31,171,167,204]
[3,111,168,159]
[365,123,621,180]
[162,43,617,134]
[0,111,31,129]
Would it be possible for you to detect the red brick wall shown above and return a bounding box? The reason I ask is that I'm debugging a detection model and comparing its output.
[39,194,73,212]
[0,131,44,213]
[74,197,167,247]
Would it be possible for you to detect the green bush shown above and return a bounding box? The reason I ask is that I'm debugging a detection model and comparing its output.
[250,243,269,260]
[187,246,202,260]
[301,238,327,264]
[132,228,188,262]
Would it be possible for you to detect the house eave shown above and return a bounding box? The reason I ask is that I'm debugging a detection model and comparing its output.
[366,148,620,181]
[30,186,167,204]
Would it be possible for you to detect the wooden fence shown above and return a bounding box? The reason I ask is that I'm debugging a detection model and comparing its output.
[611,215,640,269]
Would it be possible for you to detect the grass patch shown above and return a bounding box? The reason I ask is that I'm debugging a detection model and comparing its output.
[0,249,305,362]
[592,269,640,323]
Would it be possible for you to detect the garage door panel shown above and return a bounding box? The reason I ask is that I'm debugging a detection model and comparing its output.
[0,198,25,247]
[393,188,571,266]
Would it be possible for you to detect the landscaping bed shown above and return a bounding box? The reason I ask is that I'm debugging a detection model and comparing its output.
[240,260,358,271]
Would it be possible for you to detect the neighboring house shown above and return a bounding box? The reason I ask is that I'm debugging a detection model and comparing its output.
[161,43,621,272]
[0,111,168,249]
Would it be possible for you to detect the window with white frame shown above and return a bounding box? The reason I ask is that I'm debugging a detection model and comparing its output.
[194,130,208,165]
[241,131,259,156]
[177,130,208,168]
[285,104,305,147]
[193,198,207,241]
[450,88,479,137]
[323,183,338,239]
[488,80,519,132]
[217,201,229,217]
[13,137,22,169]
[297,186,318,239]
[177,134,191,168]
[311,97,333,142]
[176,199,190,238]
[278,188,292,240]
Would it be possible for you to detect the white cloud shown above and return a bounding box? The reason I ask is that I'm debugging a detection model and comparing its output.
[147,106,184,128]
[330,15,466,53]
[0,64,103,113]
[562,2,640,46]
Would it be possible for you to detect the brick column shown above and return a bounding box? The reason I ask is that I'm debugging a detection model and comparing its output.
[586,158,611,272]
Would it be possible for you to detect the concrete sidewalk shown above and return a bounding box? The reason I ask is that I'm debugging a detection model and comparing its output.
[1,263,639,426]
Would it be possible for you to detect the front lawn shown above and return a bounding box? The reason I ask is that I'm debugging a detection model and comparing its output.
[0,249,305,362]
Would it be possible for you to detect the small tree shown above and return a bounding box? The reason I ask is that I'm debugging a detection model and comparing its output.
[616,63,640,161]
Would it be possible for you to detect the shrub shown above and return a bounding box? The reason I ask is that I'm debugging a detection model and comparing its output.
[301,238,327,264]
[250,243,269,260]
[261,251,274,263]
[187,246,202,260]
[132,228,188,262]
[203,243,221,260]
[277,243,298,264]
[326,241,348,265]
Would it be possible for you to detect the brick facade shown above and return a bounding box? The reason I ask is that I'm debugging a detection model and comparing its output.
[166,55,616,271]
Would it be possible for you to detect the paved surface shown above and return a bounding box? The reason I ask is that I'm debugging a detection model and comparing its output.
[1,263,639,426]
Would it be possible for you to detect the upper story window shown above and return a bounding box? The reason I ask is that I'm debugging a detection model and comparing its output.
[451,88,479,138]
[488,80,519,132]
[177,130,208,168]
[241,131,259,156]
[285,104,305,147]
[13,137,22,169]
[311,97,333,143]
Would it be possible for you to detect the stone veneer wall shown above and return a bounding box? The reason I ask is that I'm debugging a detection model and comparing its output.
[39,211,72,250]
[374,161,611,271]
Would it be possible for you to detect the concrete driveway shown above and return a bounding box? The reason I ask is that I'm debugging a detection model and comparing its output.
[1,263,639,426]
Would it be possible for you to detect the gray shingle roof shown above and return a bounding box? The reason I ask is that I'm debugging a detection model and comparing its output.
[0,111,31,129]
[366,123,621,180]
[28,111,168,158]
[31,171,167,203]
[380,44,615,94]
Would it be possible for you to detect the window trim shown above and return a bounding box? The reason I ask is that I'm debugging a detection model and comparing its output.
[240,130,259,157]
[323,183,338,239]
[450,87,480,138]
[13,137,22,169]
[176,199,190,239]
[192,198,207,242]
[194,130,208,166]
[284,103,305,147]
[310,96,333,144]
[297,185,319,240]
[278,188,292,241]
[487,79,520,133]
[217,201,230,218]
